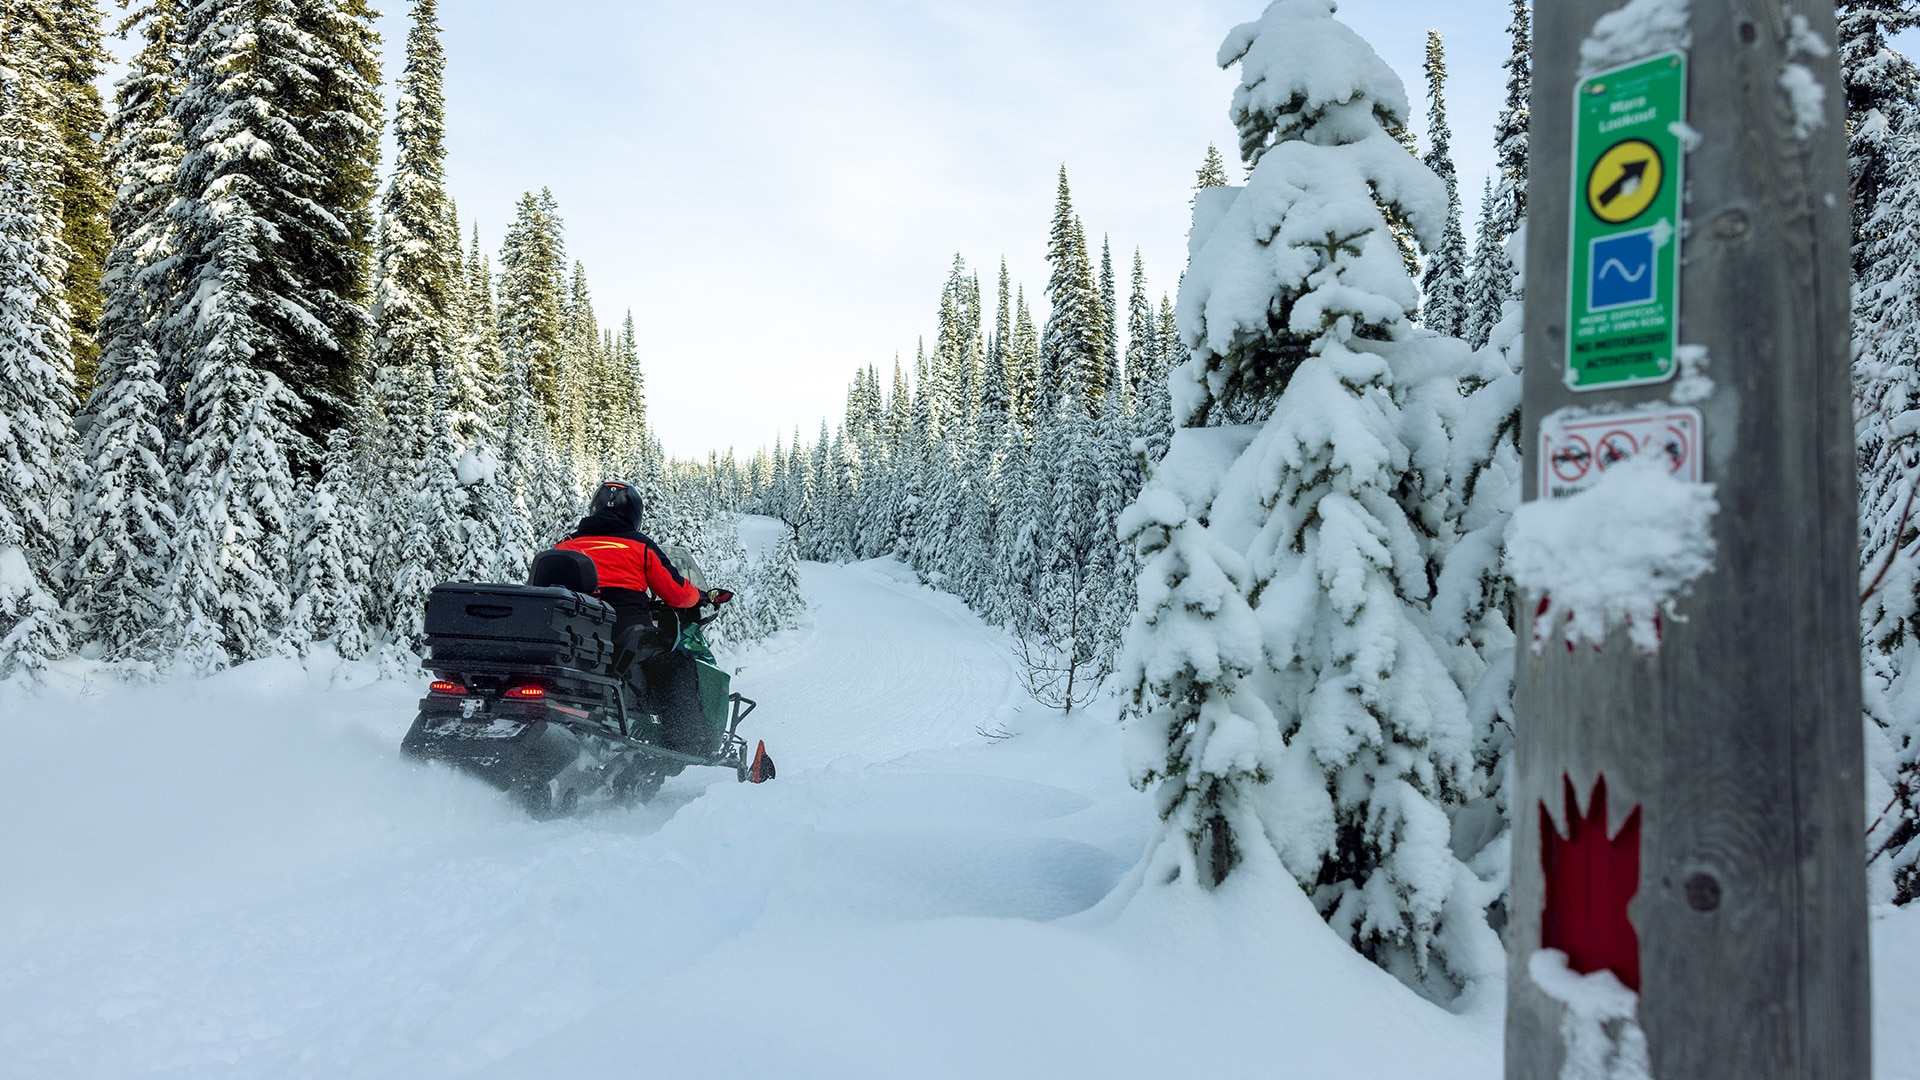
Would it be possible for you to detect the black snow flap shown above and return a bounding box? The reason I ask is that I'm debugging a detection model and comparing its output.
[749,740,775,784]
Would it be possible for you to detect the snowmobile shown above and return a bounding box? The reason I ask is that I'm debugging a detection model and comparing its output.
[400,548,775,817]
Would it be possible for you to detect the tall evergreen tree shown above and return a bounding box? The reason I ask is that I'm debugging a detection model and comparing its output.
[1856,104,1920,902]
[1418,30,1467,338]
[69,0,182,661]
[47,0,109,396]
[1488,0,1531,246]
[1008,285,1037,430]
[160,0,374,664]
[1100,235,1120,409]
[1121,0,1494,998]
[0,7,79,679]
[1136,294,1178,469]
[449,222,501,448]
[1838,0,1920,270]
[1125,249,1156,407]
[284,423,373,658]
[498,190,566,422]
[369,0,457,644]
[1461,178,1514,350]
[1039,167,1103,419]
[1195,142,1231,193]
[291,0,382,451]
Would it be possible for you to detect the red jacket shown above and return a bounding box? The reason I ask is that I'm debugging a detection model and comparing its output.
[555,521,702,609]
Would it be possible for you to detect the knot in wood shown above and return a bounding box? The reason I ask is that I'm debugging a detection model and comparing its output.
[1685,871,1723,911]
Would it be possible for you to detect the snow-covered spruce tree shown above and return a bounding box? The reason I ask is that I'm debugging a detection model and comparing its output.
[0,13,79,681]
[1434,225,1526,910]
[1100,236,1122,411]
[1125,249,1157,408]
[498,189,565,421]
[286,0,380,457]
[1838,0,1920,268]
[385,389,465,660]
[961,296,1011,617]
[1460,178,1515,351]
[1009,286,1038,431]
[1136,294,1180,471]
[1418,30,1467,339]
[166,365,307,669]
[493,190,569,567]
[456,240,519,582]
[1488,0,1531,248]
[1856,110,1920,903]
[1021,389,1110,712]
[1195,142,1231,192]
[1094,377,1141,671]
[369,0,458,648]
[746,525,806,638]
[1038,168,1104,420]
[158,0,365,666]
[68,0,180,664]
[1121,0,1496,999]
[48,0,110,396]
[284,422,373,658]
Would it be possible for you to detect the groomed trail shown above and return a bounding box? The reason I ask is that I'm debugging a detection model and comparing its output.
[2,539,1916,1079]
[740,557,1032,771]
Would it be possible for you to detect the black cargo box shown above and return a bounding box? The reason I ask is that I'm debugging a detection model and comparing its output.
[424,583,618,671]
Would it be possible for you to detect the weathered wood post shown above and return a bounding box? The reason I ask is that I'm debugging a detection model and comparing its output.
[1509,0,1869,1076]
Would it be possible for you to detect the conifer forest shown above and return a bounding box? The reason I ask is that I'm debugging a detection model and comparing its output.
[4,0,1920,1075]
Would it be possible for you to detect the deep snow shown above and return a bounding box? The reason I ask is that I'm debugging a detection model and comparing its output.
[1,554,1916,1079]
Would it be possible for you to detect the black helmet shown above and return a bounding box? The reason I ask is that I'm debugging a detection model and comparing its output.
[589,480,643,530]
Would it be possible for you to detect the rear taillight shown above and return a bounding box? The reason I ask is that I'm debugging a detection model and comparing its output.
[503,685,547,700]
[429,680,467,696]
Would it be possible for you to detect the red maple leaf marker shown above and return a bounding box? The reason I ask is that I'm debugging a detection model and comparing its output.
[1541,774,1643,991]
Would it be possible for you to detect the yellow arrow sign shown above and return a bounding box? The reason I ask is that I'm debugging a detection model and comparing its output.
[1586,139,1665,224]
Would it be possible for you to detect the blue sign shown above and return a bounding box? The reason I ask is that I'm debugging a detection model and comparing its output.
[1589,229,1657,311]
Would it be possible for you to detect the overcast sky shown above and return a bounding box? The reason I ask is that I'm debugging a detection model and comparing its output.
[103,1,1523,458]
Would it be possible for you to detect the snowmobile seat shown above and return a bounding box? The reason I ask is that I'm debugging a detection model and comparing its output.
[528,549,599,595]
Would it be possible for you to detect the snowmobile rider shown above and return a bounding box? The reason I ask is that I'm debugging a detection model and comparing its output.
[555,481,725,752]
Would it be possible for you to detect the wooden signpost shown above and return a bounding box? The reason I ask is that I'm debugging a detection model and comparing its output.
[1510,1,1868,1077]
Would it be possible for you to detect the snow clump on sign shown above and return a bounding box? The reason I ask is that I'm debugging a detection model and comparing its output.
[1508,452,1717,654]
[1580,0,1692,75]
[1529,949,1654,1080]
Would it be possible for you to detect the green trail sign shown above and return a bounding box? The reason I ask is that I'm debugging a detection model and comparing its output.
[1566,51,1687,391]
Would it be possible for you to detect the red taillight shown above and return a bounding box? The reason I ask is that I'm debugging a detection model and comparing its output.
[429,680,467,696]
[503,685,546,700]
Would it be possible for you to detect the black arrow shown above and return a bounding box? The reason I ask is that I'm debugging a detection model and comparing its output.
[1597,159,1649,209]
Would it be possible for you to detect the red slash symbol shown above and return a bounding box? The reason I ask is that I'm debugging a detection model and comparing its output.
[1595,430,1638,471]
[1659,424,1689,474]
[1550,434,1592,484]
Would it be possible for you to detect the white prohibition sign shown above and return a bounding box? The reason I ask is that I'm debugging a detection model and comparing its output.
[1537,405,1704,500]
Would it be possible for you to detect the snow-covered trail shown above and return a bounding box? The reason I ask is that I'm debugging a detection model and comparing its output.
[743,559,1028,770]
[17,556,1916,1078]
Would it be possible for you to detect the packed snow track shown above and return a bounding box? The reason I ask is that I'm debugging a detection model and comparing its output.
[5,557,1917,1078]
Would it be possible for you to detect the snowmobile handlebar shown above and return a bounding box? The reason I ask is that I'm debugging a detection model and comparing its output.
[691,587,734,627]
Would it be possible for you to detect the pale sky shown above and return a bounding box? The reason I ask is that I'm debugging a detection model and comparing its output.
[109,2,1522,459]
[373,0,1529,460]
